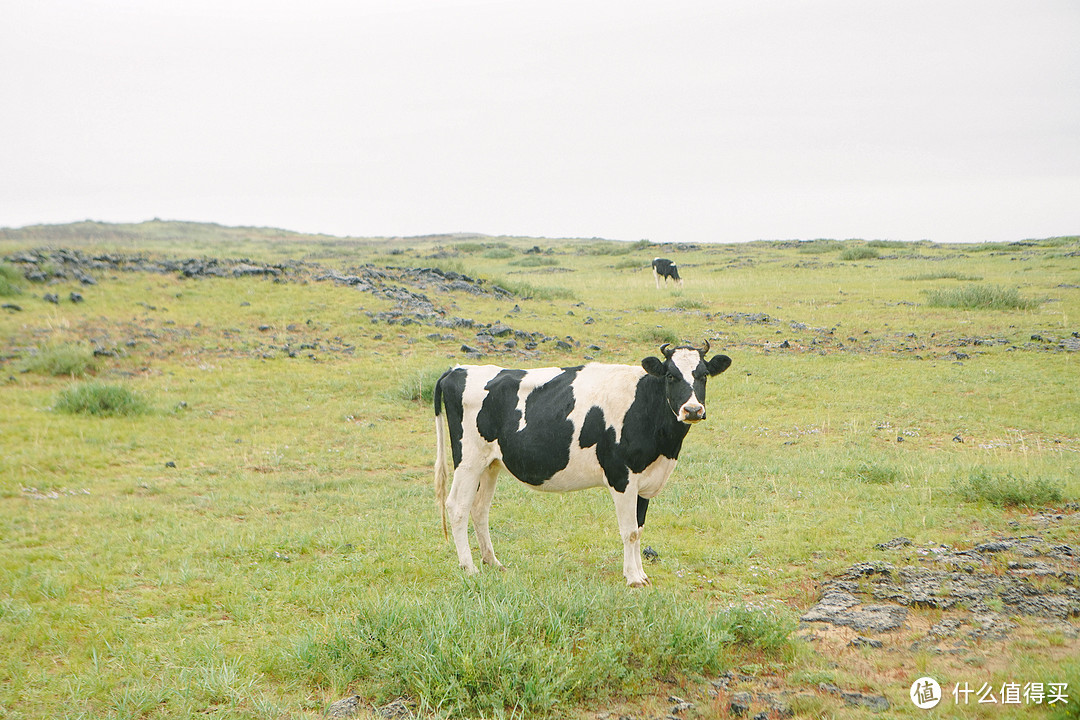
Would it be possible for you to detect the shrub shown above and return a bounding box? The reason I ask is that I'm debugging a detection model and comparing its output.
[901,272,983,281]
[55,382,150,417]
[482,248,515,260]
[282,578,794,718]
[496,279,575,301]
[957,470,1064,508]
[640,328,680,346]
[21,342,97,377]
[0,263,24,297]
[509,256,558,268]
[394,367,447,406]
[839,246,880,261]
[848,462,902,485]
[797,240,842,255]
[673,297,707,310]
[925,284,1040,311]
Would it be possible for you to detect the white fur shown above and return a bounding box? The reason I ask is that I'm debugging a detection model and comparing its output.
[669,348,705,422]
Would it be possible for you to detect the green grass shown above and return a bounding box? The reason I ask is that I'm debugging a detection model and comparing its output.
[282,576,794,717]
[846,461,903,485]
[54,381,150,416]
[957,469,1065,508]
[838,246,880,261]
[2,222,1079,719]
[925,283,1040,310]
[494,278,575,300]
[20,342,97,377]
[0,262,24,296]
[672,296,707,310]
[508,255,559,267]
[796,240,843,254]
[902,271,983,281]
[394,366,448,406]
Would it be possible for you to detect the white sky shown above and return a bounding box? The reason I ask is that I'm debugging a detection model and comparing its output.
[2,1,1078,244]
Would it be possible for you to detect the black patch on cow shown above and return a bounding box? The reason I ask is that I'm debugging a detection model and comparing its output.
[435,367,468,468]
[477,367,581,486]
[652,258,680,281]
[620,374,691,472]
[707,354,732,376]
[637,496,650,528]
[579,405,629,492]
[577,373,690,494]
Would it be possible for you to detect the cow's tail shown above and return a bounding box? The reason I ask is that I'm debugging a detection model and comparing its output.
[433,371,449,539]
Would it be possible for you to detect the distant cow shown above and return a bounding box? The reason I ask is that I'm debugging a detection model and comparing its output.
[652,257,682,288]
[433,342,732,586]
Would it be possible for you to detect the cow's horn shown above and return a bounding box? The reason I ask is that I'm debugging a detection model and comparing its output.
[659,343,674,359]
[698,339,710,355]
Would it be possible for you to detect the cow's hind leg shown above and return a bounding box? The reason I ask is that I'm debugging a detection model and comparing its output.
[445,462,483,574]
[609,488,649,587]
[471,463,504,570]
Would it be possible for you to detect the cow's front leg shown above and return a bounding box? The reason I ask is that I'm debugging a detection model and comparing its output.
[610,488,649,587]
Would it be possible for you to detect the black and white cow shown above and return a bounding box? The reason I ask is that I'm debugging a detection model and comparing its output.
[433,342,731,586]
[652,257,682,288]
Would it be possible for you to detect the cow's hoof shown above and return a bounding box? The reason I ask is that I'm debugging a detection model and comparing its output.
[627,576,651,588]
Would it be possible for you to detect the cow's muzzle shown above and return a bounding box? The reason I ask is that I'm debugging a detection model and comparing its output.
[679,403,706,423]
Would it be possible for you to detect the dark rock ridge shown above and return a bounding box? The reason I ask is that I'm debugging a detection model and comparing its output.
[3,248,584,360]
[5,247,292,282]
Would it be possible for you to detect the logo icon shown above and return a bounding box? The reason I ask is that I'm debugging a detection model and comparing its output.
[911,676,942,709]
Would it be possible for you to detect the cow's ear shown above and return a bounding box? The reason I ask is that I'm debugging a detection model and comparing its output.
[706,354,732,376]
[642,356,666,377]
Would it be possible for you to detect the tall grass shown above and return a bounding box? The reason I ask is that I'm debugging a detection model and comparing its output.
[901,271,983,281]
[282,577,795,717]
[957,470,1064,508]
[839,246,880,261]
[394,366,447,405]
[54,382,150,417]
[0,263,24,296]
[20,342,97,377]
[796,240,842,254]
[925,284,1040,311]
[495,278,575,301]
[509,255,559,268]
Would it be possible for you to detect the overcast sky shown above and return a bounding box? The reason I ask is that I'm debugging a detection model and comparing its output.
[2,1,1078,244]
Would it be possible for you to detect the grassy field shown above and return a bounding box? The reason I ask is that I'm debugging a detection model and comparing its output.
[1,224,1078,719]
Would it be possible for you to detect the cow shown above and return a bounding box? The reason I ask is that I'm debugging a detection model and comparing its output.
[433,342,732,587]
[652,257,682,288]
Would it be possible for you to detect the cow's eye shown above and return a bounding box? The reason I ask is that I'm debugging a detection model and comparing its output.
[666,375,676,384]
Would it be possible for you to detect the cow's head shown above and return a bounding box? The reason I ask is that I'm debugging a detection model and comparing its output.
[641,341,731,424]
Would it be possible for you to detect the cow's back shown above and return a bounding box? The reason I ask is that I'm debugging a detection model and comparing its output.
[443,362,658,492]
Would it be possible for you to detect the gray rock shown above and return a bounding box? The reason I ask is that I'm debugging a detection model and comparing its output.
[801,588,907,632]
[841,691,889,712]
[849,636,883,648]
[729,691,753,717]
[325,695,363,718]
